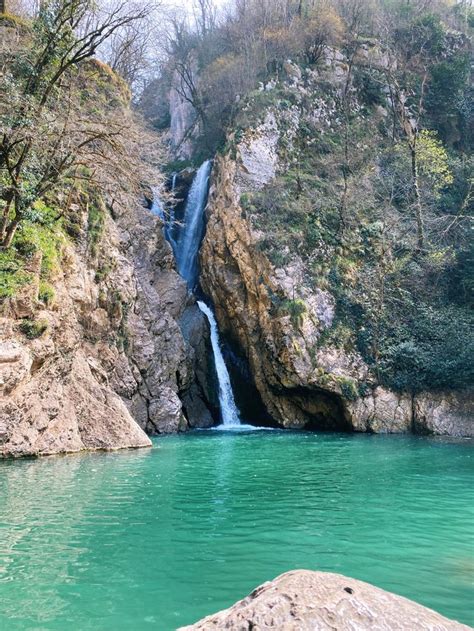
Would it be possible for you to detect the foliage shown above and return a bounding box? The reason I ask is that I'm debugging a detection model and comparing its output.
[416,131,453,191]
[225,3,472,395]
[38,281,55,306]
[0,248,32,298]
[280,299,307,327]
[19,318,48,339]
[374,304,473,392]
[425,53,471,146]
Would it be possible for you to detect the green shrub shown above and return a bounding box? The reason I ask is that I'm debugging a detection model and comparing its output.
[354,68,385,106]
[38,281,55,306]
[14,203,65,279]
[19,319,48,339]
[94,262,113,283]
[375,305,474,392]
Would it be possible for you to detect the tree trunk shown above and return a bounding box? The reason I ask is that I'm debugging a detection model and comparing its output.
[2,218,19,248]
[0,1,6,14]
[410,144,424,251]
[0,192,13,241]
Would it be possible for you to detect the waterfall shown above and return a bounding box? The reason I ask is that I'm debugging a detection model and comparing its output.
[172,160,241,427]
[175,160,212,289]
[197,301,241,427]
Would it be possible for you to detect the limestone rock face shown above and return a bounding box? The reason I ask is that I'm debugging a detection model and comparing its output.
[414,390,473,437]
[0,196,212,458]
[0,351,151,458]
[200,155,390,431]
[348,387,413,434]
[179,570,471,631]
[200,151,472,436]
[235,112,280,193]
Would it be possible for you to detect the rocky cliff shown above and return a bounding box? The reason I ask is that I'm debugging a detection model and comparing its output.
[0,194,212,458]
[200,53,473,436]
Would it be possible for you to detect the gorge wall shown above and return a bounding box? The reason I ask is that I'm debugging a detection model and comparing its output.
[0,195,213,458]
[199,52,473,437]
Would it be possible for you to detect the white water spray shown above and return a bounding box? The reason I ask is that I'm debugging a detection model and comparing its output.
[197,301,241,427]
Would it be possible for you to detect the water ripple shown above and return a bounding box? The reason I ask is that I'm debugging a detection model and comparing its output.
[0,432,472,630]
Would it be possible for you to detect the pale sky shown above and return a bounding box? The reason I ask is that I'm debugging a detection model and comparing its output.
[164,0,230,13]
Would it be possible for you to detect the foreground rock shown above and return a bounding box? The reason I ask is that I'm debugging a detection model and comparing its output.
[179,570,471,631]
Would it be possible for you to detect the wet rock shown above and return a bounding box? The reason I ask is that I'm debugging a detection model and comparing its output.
[180,304,219,423]
[179,570,471,631]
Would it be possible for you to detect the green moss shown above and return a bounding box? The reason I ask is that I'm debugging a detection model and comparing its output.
[16,220,64,279]
[318,321,356,353]
[19,318,48,339]
[0,200,65,302]
[94,262,113,283]
[337,377,359,401]
[164,159,194,174]
[81,59,131,106]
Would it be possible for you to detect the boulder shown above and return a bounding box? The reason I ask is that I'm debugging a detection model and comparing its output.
[179,570,471,631]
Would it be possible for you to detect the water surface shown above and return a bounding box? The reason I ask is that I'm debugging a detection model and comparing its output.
[0,431,473,630]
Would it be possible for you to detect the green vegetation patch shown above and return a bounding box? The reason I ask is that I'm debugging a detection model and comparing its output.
[0,200,65,301]
[19,318,48,339]
[0,249,33,299]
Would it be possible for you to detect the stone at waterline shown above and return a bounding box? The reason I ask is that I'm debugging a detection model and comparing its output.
[179,570,472,631]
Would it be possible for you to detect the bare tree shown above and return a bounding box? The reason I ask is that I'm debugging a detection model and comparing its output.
[0,0,159,247]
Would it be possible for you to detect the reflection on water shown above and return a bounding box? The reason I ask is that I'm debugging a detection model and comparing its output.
[0,432,472,630]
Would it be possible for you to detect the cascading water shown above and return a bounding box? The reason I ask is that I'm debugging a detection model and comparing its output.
[197,301,241,426]
[175,160,212,290]
[168,160,241,428]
